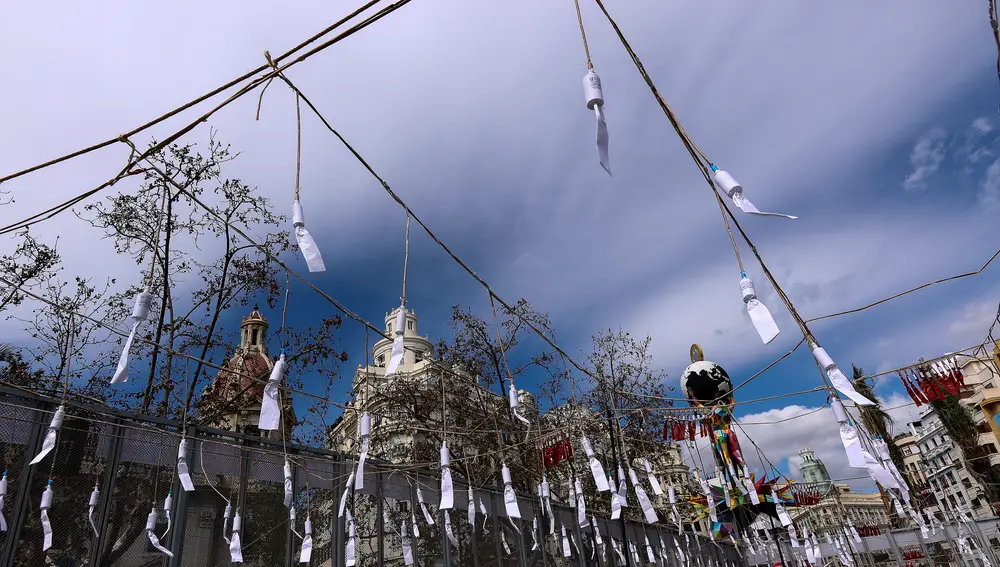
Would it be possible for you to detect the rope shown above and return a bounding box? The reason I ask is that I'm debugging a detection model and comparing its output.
[572,0,594,70]
[401,212,411,305]
[991,0,1000,112]
[294,94,302,202]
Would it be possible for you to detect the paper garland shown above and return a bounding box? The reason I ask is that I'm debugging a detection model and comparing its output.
[292,199,326,273]
[259,354,287,431]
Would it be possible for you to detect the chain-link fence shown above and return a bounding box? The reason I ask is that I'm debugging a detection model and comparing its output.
[0,385,745,567]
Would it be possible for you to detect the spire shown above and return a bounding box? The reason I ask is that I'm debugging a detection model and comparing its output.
[240,308,269,353]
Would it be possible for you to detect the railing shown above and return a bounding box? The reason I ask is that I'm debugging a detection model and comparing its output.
[0,385,743,567]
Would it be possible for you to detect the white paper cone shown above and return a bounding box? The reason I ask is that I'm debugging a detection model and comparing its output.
[610,476,622,520]
[840,422,866,468]
[646,534,656,563]
[443,510,458,547]
[345,516,356,567]
[338,469,355,518]
[467,487,476,527]
[440,444,454,510]
[354,437,370,491]
[283,460,294,508]
[500,529,511,555]
[259,354,287,431]
[503,483,520,519]
[712,168,796,219]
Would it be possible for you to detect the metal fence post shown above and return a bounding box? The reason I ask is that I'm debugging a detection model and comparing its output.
[493,491,503,567]
[334,455,346,567]
[377,471,385,567]
[0,402,47,567]
[517,517,530,567]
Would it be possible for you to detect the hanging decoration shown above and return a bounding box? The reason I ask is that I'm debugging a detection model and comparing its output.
[501,463,520,519]
[176,439,195,492]
[507,382,530,424]
[86,484,99,537]
[810,342,873,406]
[401,522,414,566]
[439,442,454,510]
[709,165,796,219]
[609,473,622,520]
[895,354,966,405]
[560,523,572,558]
[831,397,865,469]
[299,515,313,563]
[146,506,174,557]
[345,509,357,567]
[678,347,778,539]
[541,433,574,469]
[355,413,371,490]
[338,469,355,518]
[444,510,458,548]
[416,485,435,525]
[467,486,476,528]
[111,289,153,385]
[386,214,411,376]
[739,274,780,344]
[259,354,287,431]
[30,405,65,466]
[642,459,663,496]
[615,463,628,508]
[628,467,658,523]
[580,436,610,491]
[40,480,54,552]
[0,471,7,532]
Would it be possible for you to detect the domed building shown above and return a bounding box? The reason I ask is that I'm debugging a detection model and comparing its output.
[200,307,295,439]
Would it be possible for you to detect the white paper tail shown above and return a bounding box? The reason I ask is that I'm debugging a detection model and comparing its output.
[112,320,140,384]
[596,106,610,175]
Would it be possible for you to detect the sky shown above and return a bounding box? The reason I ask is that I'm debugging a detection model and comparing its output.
[2,1,1000,492]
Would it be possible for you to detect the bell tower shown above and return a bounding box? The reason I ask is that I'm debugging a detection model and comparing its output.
[240,306,269,355]
[798,448,833,495]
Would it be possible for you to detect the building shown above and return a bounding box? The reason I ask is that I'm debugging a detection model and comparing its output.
[200,308,296,438]
[789,449,888,533]
[798,447,832,495]
[908,409,994,521]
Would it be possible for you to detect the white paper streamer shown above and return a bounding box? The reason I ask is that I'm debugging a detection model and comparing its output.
[581,437,610,492]
[345,511,357,567]
[478,497,488,531]
[584,70,611,175]
[417,486,435,525]
[467,487,476,527]
[630,469,658,523]
[630,541,642,566]
[531,516,540,550]
[0,472,7,532]
[561,524,572,557]
[711,167,796,219]
[30,405,66,465]
[501,529,511,555]
[742,470,760,505]
[283,460,294,508]
[40,482,54,551]
[292,200,326,273]
[401,523,414,566]
[574,477,587,527]
[617,465,628,506]
[610,475,622,520]
[862,449,899,489]
[508,383,530,424]
[355,413,371,490]
[442,510,458,548]
[646,534,656,563]
[847,519,861,543]
[299,515,313,563]
[175,439,195,492]
[84,485,100,537]
[146,507,174,558]
[643,459,663,496]
[259,354,287,431]
[338,469,356,518]
[501,464,520,519]
[440,442,454,510]
[112,290,152,385]
[386,306,406,375]
[740,277,779,344]
[812,346,874,406]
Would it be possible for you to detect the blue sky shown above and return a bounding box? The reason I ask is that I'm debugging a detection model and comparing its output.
[2,1,999,489]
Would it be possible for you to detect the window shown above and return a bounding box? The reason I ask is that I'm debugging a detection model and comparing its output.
[958,493,967,505]
[251,329,259,345]
[407,320,414,331]
[376,354,385,367]
[415,351,424,363]
[387,322,392,333]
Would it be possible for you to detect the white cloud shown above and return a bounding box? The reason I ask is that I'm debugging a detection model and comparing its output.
[903,128,949,190]
[980,157,1000,209]
[973,117,994,135]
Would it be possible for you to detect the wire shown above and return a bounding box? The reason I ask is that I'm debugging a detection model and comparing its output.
[0,0,417,236]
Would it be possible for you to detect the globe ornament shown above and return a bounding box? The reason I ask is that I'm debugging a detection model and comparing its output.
[679,360,733,406]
